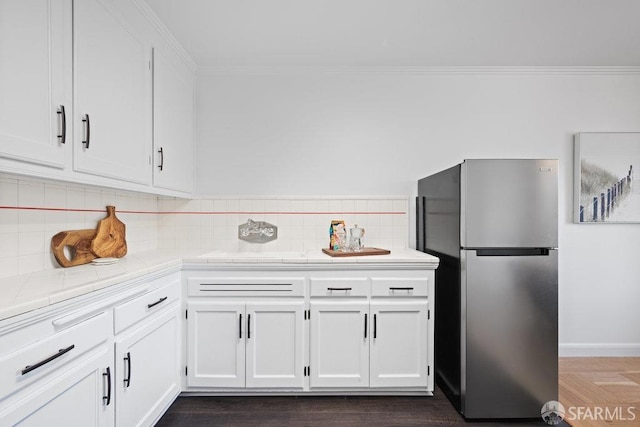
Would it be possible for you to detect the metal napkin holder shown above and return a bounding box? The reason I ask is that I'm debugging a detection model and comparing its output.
[238,219,277,244]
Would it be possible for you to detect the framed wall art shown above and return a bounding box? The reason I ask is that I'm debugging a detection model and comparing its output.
[574,132,640,223]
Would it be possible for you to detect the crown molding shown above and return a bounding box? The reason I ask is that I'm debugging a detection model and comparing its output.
[133,0,197,72]
[198,65,640,76]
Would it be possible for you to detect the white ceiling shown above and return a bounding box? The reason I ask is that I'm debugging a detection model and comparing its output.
[145,0,640,67]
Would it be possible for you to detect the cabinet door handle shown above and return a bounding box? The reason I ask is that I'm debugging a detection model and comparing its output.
[389,287,414,291]
[103,366,112,405]
[247,314,251,339]
[364,313,367,338]
[57,105,66,144]
[239,313,243,339]
[123,352,131,387]
[82,114,90,148]
[158,147,164,171]
[327,287,352,291]
[21,344,75,375]
[147,296,167,309]
[373,314,377,339]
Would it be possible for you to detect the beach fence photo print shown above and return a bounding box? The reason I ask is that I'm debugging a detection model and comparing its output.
[574,132,639,223]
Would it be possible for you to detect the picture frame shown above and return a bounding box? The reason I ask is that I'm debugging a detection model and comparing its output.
[574,132,640,223]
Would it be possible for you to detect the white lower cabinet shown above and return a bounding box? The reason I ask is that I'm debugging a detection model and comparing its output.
[309,301,369,388]
[186,301,305,389]
[114,307,180,427]
[369,301,429,388]
[0,348,112,427]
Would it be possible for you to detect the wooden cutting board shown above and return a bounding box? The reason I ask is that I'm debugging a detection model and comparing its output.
[91,206,127,258]
[51,229,98,267]
[322,247,391,257]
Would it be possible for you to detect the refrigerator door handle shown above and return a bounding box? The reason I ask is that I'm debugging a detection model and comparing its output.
[475,248,550,257]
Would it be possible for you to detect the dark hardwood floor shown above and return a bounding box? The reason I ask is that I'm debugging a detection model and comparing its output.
[157,387,568,426]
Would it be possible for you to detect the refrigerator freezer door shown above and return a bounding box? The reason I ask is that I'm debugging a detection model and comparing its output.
[461,159,558,248]
[461,249,558,418]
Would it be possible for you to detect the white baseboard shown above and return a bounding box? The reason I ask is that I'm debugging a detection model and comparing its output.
[559,343,640,357]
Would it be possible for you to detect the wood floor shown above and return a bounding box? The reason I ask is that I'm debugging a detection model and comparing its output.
[157,387,558,427]
[559,357,640,427]
[157,358,640,426]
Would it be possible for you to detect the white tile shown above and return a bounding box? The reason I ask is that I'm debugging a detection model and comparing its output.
[0,256,18,279]
[200,199,214,211]
[18,209,45,233]
[278,199,292,213]
[0,209,18,233]
[239,199,252,213]
[316,200,329,213]
[18,231,45,256]
[101,190,118,208]
[342,200,355,213]
[212,199,227,212]
[264,199,278,213]
[66,187,85,210]
[18,181,44,207]
[393,199,408,213]
[380,200,393,212]
[0,177,18,205]
[18,253,44,275]
[354,200,368,212]
[252,199,266,213]
[226,199,240,212]
[328,199,341,213]
[303,200,317,213]
[0,232,18,257]
[367,199,381,212]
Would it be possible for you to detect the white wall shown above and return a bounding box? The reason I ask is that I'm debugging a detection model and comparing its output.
[196,67,640,356]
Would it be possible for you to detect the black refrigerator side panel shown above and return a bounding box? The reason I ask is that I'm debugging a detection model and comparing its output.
[433,253,461,410]
[417,164,461,258]
[417,164,462,411]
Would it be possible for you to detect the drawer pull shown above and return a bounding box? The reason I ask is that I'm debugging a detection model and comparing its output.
[239,313,243,339]
[389,287,414,291]
[21,344,75,375]
[373,314,377,339]
[103,366,112,406]
[57,105,66,144]
[247,314,251,339]
[124,352,131,387]
[364,313,368,338]
[147,296,168,309]
[327,287,352,291]
[82,114,90,148]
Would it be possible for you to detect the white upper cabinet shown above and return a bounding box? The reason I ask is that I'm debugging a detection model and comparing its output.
[153,48,195,194]
[0,0,72,169]
[73,0,152,185]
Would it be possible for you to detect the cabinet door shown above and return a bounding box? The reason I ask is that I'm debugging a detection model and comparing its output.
[309,301,369,388]
[246,302,305,389]
[186,301,245,388]
[153,48,194,193]
[115,307,180,427]
[74,0,152,185]
[370,301,428,388]
[0,348,112,427]
[0,0,71,169]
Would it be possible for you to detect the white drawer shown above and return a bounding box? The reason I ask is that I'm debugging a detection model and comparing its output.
[0,312,109,402]
[310,278,370,297]
[188,277,305,297]
[371,278,429,297]
[114,278,180,335]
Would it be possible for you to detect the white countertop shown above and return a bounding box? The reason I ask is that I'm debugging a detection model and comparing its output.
[0,249,439,322]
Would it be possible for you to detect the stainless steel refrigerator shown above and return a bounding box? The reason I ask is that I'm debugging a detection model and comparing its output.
[417,159,558,419]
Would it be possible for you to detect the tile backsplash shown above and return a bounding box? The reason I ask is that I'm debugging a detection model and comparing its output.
[1,173,409,279]
[0,174,159,279]
[158,197,409,253]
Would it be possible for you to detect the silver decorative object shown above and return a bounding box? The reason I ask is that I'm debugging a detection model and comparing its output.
[238,219,278,244]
